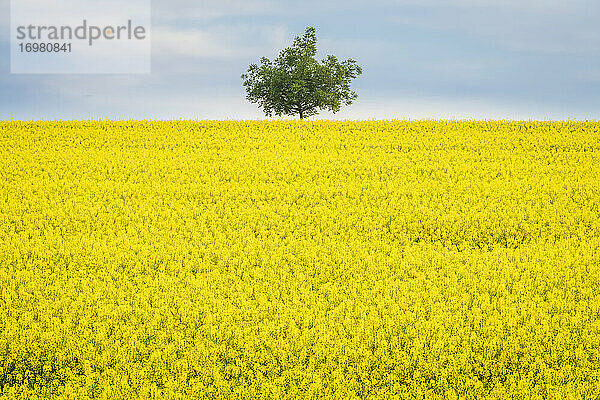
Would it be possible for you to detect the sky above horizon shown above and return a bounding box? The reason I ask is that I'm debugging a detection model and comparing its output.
[1,0,599,120]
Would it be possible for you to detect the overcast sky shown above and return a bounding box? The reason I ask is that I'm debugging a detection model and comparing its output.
[1,0,599,120]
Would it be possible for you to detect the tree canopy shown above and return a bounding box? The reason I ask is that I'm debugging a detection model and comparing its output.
[241,27,362,119]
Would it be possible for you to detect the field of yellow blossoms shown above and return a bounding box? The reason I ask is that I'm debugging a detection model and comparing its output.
[0,120,599,399]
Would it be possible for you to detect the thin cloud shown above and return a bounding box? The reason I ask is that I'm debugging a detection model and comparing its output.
[152,25,288,60]
[1,0,599,119]
[152,0,281,22]
[392,1,600,54]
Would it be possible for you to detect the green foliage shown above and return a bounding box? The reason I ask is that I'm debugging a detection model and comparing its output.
[241,27,362,119]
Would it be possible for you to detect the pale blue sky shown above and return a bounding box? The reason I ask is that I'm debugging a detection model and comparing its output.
[1,0,599,120]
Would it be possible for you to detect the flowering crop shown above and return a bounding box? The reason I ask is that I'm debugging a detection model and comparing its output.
[0,120,599,399]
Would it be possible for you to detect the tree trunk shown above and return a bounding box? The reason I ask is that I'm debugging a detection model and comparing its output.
[299,109,304,120]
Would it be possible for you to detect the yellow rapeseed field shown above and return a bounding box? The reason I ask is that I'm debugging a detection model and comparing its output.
[0,120,599,399]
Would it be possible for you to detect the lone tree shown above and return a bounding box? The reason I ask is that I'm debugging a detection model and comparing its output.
[241,27,362,119]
